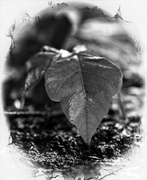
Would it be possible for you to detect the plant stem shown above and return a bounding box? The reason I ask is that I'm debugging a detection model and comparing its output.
[118,92,126,121]
[20,94,25,109]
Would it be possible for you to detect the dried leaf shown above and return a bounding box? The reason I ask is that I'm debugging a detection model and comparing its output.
[45,51,123,144]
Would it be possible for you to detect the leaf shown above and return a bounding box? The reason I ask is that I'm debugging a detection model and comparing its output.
[45,51,123,144]
[23,52,57,94]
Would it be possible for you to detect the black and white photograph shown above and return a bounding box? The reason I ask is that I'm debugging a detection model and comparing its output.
[0,0,147,180]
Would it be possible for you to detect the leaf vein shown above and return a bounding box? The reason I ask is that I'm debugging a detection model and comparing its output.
[82,70,117,91]
[56,69,80,93]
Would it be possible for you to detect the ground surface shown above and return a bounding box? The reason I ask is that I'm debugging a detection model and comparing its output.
[5,69,144,179]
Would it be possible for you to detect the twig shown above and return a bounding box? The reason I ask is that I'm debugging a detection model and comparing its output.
[4,110,63,118]
[99,167,122,180]
[4,111,47,116]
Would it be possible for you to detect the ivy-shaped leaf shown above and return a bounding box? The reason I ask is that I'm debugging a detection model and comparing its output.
[23,51,58,94]
[45,51,123,144]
